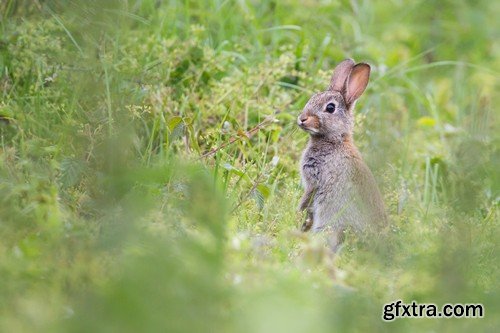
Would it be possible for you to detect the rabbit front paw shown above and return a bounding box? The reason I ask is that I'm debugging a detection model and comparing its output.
[301,213,313,232]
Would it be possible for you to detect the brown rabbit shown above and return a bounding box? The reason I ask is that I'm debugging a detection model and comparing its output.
[297,59,386,250]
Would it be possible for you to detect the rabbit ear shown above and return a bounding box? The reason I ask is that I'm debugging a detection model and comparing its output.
[344,63,370,106]
[328,59,355,92]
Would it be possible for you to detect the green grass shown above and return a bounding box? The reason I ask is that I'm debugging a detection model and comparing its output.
[0,0,499,332]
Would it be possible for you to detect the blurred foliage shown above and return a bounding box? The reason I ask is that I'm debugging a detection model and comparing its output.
[0,0,499,332]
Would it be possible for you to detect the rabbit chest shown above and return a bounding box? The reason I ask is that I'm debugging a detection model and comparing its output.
[300,144,352,192]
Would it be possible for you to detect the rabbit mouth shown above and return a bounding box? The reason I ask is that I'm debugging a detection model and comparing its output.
[298,123,319,134]
[297,114,320,134]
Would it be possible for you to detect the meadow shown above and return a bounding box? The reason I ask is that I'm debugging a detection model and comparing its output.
[0,0,498,332]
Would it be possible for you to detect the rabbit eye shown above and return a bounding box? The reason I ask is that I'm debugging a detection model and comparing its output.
[325,103,336,113]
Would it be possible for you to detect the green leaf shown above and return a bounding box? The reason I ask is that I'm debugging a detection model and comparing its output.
[59,157,85,188]
[167,116,185,144]
[256,184,271,199]
[252,188,264,210]
[167,116,183,131]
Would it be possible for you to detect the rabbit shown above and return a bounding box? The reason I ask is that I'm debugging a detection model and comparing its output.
[297,58,387,250]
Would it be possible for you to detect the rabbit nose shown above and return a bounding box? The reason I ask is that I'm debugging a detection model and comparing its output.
[299,115,308,123]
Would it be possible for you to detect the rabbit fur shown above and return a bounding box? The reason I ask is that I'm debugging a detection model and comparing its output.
[297,59,387,249]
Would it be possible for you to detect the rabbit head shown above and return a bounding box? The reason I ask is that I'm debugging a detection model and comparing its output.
[297,59,371,142]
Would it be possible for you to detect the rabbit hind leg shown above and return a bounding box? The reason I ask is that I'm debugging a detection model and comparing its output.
[326,226,346,252]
